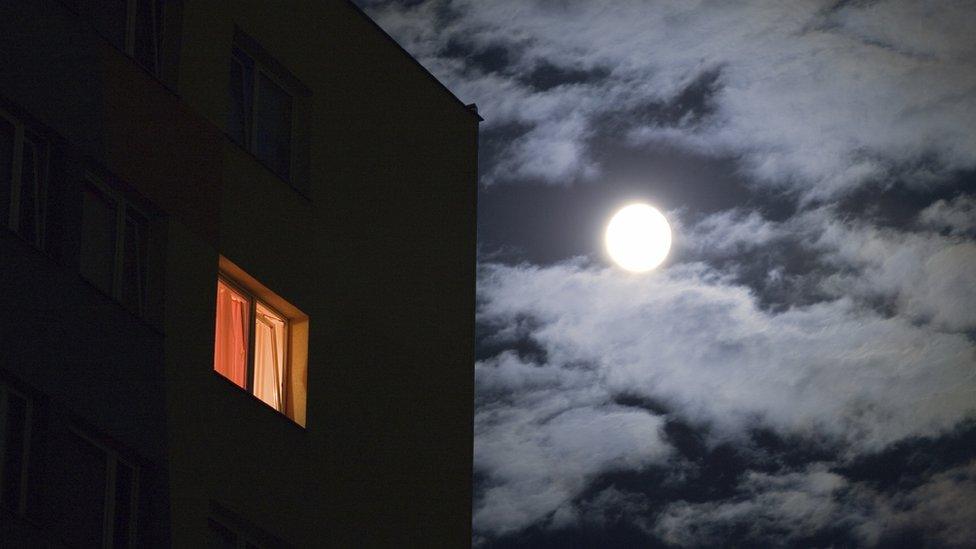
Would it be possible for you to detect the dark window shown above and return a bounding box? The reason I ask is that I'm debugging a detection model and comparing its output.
[80,183,119,296]
[0,386,32,516]
[113,461,137,547]
[207,512,280,549]
[228,47,254,148]
[1,109,48,249]
[90,0,127,51]
[88,0,165,75]
[133,0,165,72]
[254,72,292,181]
[207,518,239,549]
[47,430,108,547]
[46,429,142,548]
[121,210,149,314]
[79,176,150,317]
[0,115,13,230]
[226,46,294,182]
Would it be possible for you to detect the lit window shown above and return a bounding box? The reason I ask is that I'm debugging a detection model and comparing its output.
[227,46,293,181]
[79,176,150,317]
[46,428,141,548]
[213,260,308,425]
[0,108,47,249]
[89,0,166,74]
[0,383,33,517]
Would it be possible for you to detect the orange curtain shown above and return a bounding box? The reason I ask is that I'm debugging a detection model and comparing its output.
[213,280,249,387]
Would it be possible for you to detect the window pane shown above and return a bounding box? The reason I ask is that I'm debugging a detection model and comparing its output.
[80,184,118,296]
[18,134,44,245]
[214,280,250,388]
[134,0,161,73]
[0,115,13,229]
[207,518,238,549]
[90,0,128,51]
[254,303,286,412]
[113,462,136,548]
[227,49,253,147]
[1,392,28,512]
[121,211,148,315]
[47,432,107,548]
[254,72,292,180]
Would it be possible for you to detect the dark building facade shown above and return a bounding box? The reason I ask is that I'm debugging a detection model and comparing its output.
[0,1,479,546]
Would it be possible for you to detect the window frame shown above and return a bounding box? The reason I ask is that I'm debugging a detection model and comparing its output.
[216,274,291,414]
[229,45,296,182]
[126,0,166,75]
[80,173,151,318]
[65,427,142,549]
[1,106,48,250]
[84,0,166,75]
[0,383,34,518]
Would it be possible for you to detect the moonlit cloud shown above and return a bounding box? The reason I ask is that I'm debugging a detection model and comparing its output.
[364,0,976,196]
[356,0,976,544]
[919,194,976,236]
[474,259,975,536]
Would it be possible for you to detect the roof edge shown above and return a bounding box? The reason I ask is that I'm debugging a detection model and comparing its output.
[345,0,484,122]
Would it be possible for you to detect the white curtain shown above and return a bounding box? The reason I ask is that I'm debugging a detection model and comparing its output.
[254,303,286,411]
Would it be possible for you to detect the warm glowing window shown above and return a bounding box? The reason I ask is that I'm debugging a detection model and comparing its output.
[213,261,307,425]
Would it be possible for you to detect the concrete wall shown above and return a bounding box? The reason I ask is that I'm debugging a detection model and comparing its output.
[1,0,477,546]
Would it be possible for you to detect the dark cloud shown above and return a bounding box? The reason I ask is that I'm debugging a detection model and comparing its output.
[519,61,612,93]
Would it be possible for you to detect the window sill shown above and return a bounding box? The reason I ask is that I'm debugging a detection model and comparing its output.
[211,370,307,432]
[222,133,312,202]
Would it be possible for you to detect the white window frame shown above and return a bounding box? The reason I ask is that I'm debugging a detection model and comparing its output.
[1,107,47,250]
[82,174,150,317]
[68,428,141,549]
[0,383,33,517]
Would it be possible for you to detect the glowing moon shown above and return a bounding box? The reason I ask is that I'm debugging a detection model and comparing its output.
[605,203,672,272]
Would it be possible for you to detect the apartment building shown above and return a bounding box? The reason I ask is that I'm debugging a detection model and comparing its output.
[0,1,479,546]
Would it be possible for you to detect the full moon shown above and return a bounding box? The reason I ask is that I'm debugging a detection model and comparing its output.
[605,203,672,272]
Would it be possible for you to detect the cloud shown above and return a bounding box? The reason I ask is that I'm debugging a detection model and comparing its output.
[919,194,976,236]
[473,259,976,537]
[653,464,855,546]
[473,351,671,536]
[808,210,976,332]
[675,205,976,333]
[681,208,784,257]
[356,1,976,543]
[653,459,976,548]
[362,0,976,195]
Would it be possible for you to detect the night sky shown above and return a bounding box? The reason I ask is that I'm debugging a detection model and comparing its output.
[357,1,976,546]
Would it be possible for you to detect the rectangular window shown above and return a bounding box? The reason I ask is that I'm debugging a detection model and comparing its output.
[89,0,166,75]
[208,502,284,549]
[214,280,288,413]
[79,176,150,317]
[0,108,48,249]
[213,260,308,425]
[0,383,33,517]
[46,428,141,548]
[226,45,294,182]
